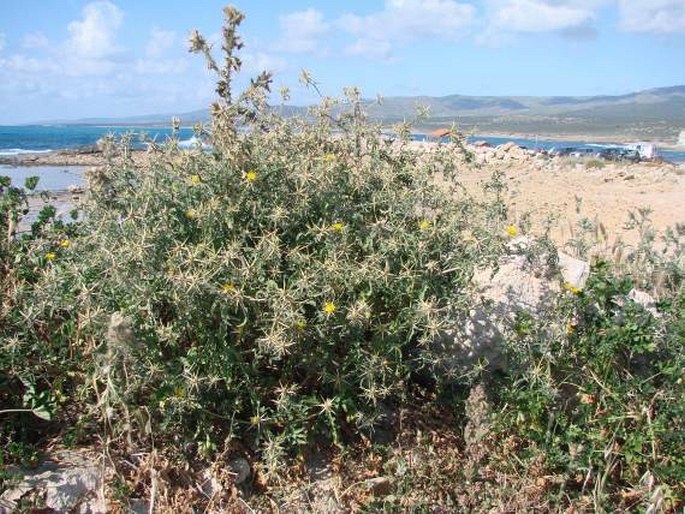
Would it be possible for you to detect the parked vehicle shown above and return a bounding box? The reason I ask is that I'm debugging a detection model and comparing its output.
[598,147,640,162]
[548,147,576,157]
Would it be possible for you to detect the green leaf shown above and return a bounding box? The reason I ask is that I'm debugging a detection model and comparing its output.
[24,176,39,191]
[31,405,52,421]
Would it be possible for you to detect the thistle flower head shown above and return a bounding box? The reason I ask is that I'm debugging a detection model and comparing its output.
[188,29,207,53]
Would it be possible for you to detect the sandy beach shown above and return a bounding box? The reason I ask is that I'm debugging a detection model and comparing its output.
[414,141,684,249]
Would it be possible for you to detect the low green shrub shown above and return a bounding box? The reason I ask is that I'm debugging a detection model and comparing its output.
[495,259,684,510]
[585,158,605,170]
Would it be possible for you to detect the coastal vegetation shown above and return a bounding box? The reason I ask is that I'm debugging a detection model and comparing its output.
[1,6,684,512]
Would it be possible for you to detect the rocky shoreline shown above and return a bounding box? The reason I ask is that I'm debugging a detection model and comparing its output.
[0,146,104,167]
[0,146,155,167]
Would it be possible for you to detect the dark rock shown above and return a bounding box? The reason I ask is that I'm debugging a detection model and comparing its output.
[363,476,392,497]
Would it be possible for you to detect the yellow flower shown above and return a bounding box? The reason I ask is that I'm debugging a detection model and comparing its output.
[323,301,336,315]
[323,153,336,163]
[250,415,262,427]
[245,170,258,183]
[506,224,519,238]
[46,252,56,261]
[566,322,575,335]
[221,282,235,293]
[563,282,582,294]
[185,209,198,220]
[331,222,344,232]
[188,174,202,185]
[60,239,70,248]
[418,219,431,230]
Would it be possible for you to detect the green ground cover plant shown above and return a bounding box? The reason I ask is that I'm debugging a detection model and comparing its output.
[1,6,683,512]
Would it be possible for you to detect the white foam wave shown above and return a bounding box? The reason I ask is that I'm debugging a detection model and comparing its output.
[585,143,621,149]
[0,148,53,157]
[177,136,212,151]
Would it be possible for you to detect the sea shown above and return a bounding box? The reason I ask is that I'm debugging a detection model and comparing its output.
[1,125,684,192]
[0,125,199,191]
[0,125,196,156]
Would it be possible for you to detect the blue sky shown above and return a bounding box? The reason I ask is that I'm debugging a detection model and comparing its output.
[0,0,684,124]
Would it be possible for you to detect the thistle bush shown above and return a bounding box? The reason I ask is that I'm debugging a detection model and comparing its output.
[0,6,503,470]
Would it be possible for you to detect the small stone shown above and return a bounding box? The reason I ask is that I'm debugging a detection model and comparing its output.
[628,289,660,317]
[0,450,105,513]
[228,457,251,485]
[558,253,590,289]
[364,476,392,497]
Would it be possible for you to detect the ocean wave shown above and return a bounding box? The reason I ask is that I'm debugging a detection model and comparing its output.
[585,143,619,148]
[0,148,53,157]
[177,136,212,150]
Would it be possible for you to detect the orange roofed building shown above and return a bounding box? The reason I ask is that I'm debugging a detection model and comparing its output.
[428,128,452,139]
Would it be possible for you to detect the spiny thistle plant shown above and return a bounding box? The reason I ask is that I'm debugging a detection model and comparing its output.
[0,4,499,472]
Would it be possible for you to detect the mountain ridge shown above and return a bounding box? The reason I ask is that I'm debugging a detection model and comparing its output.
[34,85,685,142]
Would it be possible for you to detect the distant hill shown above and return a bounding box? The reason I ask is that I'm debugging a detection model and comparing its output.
[43,108,211,127]
[363,86,685,142]
[48,85,685,142]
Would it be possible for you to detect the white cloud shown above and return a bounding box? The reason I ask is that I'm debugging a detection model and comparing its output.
[477,0,604,44]
[0,54,61,74]
[242,51,287,74]
[481,0,685,37]
[618,0,685,34]
[145,27,176,58]
[66,1,123,59]
[337,0,476,59]
[277,9,330,54]
[489,0,596,33]
[134,58,188,75]
[22,32,50,50]
[0,2,220,123]
[344,38,393,60]
[340,0,476,41]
